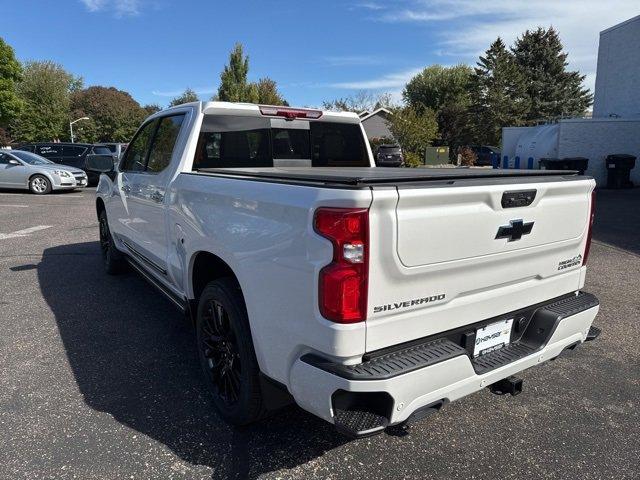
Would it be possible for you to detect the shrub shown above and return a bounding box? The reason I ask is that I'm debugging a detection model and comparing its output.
[457,146,477,166]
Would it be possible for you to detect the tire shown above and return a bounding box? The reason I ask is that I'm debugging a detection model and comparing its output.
[98,210,127,275]
[196,278,266,425]
[29,175,52,195]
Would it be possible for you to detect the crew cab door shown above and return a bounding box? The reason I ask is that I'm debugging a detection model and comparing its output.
[115,114,186,277]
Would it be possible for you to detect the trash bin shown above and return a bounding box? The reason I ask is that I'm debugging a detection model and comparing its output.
[562,157,589,175]
[606,154,636,189]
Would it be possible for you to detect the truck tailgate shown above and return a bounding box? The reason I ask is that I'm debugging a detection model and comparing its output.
[366,177,595,352]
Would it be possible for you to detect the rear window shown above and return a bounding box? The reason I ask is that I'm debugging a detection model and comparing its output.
[378,146,401,154]
[193,115,368,169]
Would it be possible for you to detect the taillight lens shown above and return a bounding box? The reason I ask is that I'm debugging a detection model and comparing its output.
[314,208,369,323]
[583,190,596,265]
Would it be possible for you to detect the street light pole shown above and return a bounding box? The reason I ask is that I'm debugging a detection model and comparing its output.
[69,117,90,143]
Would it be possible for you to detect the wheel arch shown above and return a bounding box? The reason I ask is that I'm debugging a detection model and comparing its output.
[96,197,106,218]
[188,250,243,304]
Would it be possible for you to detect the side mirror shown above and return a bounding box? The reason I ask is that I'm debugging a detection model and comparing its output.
[8,159,20,165]
[85,154,115,173]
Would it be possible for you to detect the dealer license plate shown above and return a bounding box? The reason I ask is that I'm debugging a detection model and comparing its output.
[474,318,513,357]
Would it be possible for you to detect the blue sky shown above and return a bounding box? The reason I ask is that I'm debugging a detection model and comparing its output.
[2,1,638,108]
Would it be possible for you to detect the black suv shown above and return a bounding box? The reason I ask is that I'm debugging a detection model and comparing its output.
[375,144,404,167]
[15,143,115,185]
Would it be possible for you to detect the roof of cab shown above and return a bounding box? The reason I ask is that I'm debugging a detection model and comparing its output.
[152,101,362,124]
[201,101,361,123]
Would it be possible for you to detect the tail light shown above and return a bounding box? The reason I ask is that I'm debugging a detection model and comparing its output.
[259,106,322,120]
[582,190,596,265]
[314,208,369,323]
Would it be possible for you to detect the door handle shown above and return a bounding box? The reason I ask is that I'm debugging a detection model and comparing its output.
[150,190,164,203]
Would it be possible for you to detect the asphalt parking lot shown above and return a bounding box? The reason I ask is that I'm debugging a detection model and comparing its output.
[1,187,639,480]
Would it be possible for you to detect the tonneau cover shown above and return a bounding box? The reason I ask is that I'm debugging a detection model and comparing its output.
[196,166,579,186]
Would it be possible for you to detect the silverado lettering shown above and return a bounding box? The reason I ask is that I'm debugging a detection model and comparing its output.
[374,294,446,313]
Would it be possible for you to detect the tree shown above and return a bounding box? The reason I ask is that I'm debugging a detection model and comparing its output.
[403,65,473,158]
[255,78,288,106]
[512,27,592,121]
[169,88,199,107]
[12,61,82,142]
[387,106,438,165]
[70,86,145,142]
[0,37,23,132]
[403,65,473,113]
[323,91,394,113]
[216,43,258,103]
[142,103,162,116]
[469,38,529,145]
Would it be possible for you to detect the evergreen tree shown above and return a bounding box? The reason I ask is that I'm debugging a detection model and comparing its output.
[0,37,23,132]
[255,78,288,106]
[470,38,529,145]
[216,43,258,103]
[512,27,592,122]
[169,88,199,107]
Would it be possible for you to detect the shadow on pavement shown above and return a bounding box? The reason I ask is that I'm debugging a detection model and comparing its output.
[38,241,347,479]
[592,188,640,256]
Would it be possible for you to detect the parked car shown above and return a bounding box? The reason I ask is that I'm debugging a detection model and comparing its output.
[375,144,404,167]
[92,102,599,437]
[468,145,501,166]
[15,142,114,185]
[0,149,87,194]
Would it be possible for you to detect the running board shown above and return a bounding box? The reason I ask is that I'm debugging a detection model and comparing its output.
[125,257,187,312]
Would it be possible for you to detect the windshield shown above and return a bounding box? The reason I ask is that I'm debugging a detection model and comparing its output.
[193,116,369,169]
[12,150,54,165]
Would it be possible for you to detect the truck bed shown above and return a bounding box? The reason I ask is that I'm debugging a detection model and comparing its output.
[194,166,581,187]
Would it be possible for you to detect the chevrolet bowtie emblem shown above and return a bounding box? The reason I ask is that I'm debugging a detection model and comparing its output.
[495,219,534,242]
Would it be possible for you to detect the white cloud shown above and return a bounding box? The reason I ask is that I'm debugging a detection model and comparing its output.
[320,55,385,67]
[360,0,640,93]
[329,67,423,90]
[356,2,386,10]
[79,0,141,16]
[151,87,215,97]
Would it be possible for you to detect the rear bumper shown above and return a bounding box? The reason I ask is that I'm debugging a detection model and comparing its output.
[289,292,599,436]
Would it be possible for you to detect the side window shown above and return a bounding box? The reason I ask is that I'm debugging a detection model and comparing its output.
[36,145,61,158]
[146,115,185,173]
[120,120,158,172]
[92,146,112,155]
[63,146,88,157]
[0,153,10,164]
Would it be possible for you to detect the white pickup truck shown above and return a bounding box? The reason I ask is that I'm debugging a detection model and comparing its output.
[91,101,600,437]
